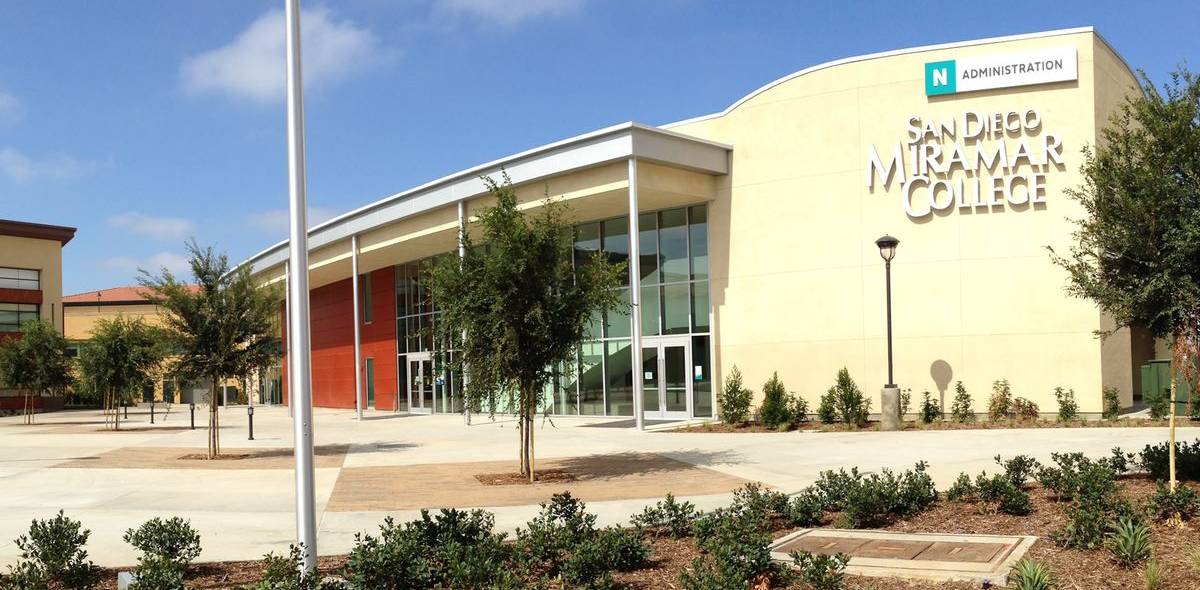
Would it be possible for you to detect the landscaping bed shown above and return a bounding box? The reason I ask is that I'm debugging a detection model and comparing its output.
[13,440,1200,589]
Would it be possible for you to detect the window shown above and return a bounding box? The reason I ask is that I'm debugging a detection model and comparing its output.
[361,272,373,324]
[0,303,38,332]
[0,268,39,290]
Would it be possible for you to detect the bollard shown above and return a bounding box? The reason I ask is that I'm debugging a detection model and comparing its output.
[189,403,195,430]
[247,405,255,440]
[123,401,128,419]
[150,400,155,425]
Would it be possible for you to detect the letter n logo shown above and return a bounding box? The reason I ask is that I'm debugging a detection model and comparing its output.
[925,60,956,96]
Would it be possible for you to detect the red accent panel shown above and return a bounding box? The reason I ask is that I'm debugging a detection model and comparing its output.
[280,266,397,410]
[0,288,42,304]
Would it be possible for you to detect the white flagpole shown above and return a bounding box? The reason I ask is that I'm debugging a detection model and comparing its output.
[283,0,318,572]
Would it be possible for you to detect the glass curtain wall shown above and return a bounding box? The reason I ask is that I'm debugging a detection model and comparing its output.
[398,204,713,418]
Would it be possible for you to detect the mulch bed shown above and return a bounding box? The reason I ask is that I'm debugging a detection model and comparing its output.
[95,478,1200,589]
[97,555,348,590]
[475,469,578,485]
[671,418,1196,433]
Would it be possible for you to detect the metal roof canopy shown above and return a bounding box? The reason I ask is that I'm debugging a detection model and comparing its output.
[241,122,731,275]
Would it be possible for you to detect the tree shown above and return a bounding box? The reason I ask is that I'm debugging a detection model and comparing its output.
[1050,68,1200,490]
[0,319,74,424]
[140,241,281,458]
[427,175,625,481]
[77,316,169,431]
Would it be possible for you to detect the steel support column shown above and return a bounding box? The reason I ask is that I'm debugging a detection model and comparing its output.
[628,159,645,431]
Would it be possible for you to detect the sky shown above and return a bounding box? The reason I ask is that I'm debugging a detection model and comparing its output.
[1,0,1197,295]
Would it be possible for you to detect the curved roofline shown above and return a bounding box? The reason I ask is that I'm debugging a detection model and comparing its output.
[663,26,1137,129]
[239,121,731,274]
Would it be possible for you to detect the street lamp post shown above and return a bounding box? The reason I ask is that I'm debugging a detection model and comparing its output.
[875,235,901,431]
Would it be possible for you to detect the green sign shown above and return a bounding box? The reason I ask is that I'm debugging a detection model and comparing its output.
[925,59,956,96]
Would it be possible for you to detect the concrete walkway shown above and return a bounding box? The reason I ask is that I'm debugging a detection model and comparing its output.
[0,405,1194,567]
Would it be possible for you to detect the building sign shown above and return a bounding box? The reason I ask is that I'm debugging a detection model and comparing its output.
[925,46,1077,96]
[866,109,1066,218]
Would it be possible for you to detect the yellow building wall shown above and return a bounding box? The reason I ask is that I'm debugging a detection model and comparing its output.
[0,234,65,333]
[63,303,166,340]
[669,30,1139,413]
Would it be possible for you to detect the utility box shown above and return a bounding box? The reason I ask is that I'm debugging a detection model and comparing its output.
[1140,359,1193,403]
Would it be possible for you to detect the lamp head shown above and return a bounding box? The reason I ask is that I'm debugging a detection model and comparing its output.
[875,235,899,262]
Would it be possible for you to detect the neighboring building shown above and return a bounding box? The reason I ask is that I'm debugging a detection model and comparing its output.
[62,285,280,405]
[240,28,1155,419]
[0,218,76,411]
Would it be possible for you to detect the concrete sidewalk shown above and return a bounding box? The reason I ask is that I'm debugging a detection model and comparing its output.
[0,405,1193,567]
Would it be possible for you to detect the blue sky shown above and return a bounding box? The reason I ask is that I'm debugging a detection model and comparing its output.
[1,0,1196,294]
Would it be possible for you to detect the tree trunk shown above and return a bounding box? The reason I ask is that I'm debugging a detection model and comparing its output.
[1169,337,1181,492]
[209,377,220,459]
[114,391,121,431]
[518,405,527,476]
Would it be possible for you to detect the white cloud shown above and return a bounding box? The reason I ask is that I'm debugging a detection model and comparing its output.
[108,212,195,241]
[246,206,338,234]
[103,252,192,277]
[0,89,21,125]
[434,0,587,26]
[0,148,95,183]
[181,7,383,103]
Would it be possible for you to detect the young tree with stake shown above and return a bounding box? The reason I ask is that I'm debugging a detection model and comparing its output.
[0,319,74,424]
[427,175,625,482]
[77,316,169,431]
[1051,67,1200,492]
[140,241,281,458]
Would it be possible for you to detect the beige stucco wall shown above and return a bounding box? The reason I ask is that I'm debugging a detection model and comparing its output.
[668,29,1139,414]
[63,303,167,340]
[0,234,65,333]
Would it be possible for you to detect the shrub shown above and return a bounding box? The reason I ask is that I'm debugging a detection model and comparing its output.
[718,366,753,425]
[817,392,837,425]
[759,373,792,429]
[919,390,941,423]
[681,509,776,590]
[1147,482,1200,521]
[974,473,1031,516]
[124,517,202,568]
[1102,386,1122,420]
[946,473,975,502]
[790,551,848,590]
[787,489,826,527]
[1145,388,1170,420]
[899,388,912,417]
[728,482,791,528]
[631,494,698,538]
[1138,439,1200,481]
[344,509,518,590]
[1012,397,1040,420]
[1055,501,1111,549]
[128,555,185,590]
[950,381,974,422]
[561,527,648,589]
[517,493,598,573]
[995,454,1041,488]
[830,462,937,528]
[823,368,870,427]
[789,394,809,425]
[988,379,1014,421]
[1009,559,1054,590]
[1055,387,1079,422]
[1036,452,1119,502]
[246,545,339,590]
[1108,517,1152,567]
[343,517,433,589]
[1,511,102,590]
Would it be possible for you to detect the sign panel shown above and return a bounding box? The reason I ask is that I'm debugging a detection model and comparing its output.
[926,46,1077,96]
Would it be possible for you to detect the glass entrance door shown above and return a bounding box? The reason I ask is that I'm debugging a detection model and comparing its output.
[407,352,434,413]
[641,336,691,420]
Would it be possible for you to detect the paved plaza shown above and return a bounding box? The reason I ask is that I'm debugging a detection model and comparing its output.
[1,405,1196,567]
